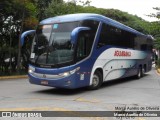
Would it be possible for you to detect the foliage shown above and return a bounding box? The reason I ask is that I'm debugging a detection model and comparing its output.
[149,8,160,50]
[156,58,160,68]
[148,7,160,20]
[33,0,52,20]
[0,0,38,75]
[45,0,73,17]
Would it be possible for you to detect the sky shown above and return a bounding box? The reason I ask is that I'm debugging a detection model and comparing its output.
[66,0,160,22]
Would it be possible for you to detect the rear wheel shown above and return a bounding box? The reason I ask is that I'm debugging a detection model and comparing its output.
[141,67,145,77]
[136,67,143,79]
[88,71,103,90]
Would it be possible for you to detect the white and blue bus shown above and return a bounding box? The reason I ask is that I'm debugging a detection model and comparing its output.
[21,13,153,89]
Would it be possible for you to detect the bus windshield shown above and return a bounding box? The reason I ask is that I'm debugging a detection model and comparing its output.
[30,22,78,67]
[30,20,99,68]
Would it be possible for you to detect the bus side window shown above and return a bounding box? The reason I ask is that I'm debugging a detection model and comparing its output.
[97,23,135,49]
[97,24,108,48]
[77,33,86,59]
[76,31,93,61]
[76,20,99,62]
[97,23,120,48]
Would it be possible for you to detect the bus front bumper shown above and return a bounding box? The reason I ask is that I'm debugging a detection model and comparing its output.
[28,73,79,89]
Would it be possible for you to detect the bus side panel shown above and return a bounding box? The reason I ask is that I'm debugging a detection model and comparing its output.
[90,47,150,84]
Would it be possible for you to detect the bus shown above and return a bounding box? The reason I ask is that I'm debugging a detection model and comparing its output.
[21,13,153,90]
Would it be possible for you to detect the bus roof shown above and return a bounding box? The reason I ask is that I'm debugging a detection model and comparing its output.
[40,13,146,36]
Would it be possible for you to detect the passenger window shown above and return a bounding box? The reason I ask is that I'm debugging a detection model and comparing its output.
[97,23,135,49]
[76,31,93,61]
[76,20,99,62]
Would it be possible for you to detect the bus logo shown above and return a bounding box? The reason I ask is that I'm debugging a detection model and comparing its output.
[114,50,131,57]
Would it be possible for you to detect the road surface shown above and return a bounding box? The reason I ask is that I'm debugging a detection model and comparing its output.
[0,67,160,120]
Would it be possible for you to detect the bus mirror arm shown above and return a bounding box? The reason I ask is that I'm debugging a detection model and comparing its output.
[71,27,90,44]
[21,30,36,46]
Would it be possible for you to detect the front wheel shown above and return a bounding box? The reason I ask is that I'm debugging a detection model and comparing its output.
[88,71,102,90]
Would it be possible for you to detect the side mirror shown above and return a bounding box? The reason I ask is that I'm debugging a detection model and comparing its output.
[21,30,35,46]
[71,27,90,44]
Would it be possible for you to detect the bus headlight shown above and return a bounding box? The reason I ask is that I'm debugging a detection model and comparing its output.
[59,67,80,77]
[28,66,35,73]
[63,72,70,77]
[59,72,70,77]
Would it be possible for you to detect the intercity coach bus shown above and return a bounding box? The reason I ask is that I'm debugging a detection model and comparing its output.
[21,13,153,89]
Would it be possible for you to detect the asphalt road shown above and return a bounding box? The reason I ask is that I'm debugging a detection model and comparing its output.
[0,67,160,120]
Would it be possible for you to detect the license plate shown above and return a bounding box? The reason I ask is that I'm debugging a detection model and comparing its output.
[41,80,48,85]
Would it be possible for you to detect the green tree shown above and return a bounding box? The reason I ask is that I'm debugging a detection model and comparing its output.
[45,0,78,17]
[0,0,38,75]
[148,7,160,52]
[33,0,52,20]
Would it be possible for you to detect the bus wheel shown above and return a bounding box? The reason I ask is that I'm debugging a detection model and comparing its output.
[142,67,145,77]
[136,67,142,79]
[88,71,102,90]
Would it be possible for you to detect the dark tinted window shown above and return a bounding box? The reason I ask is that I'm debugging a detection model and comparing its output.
[76,20,99,62]
[97,23,135,49]
[76,31,94,61]
[140,44,153,51]
[134,36,153,51]
[81,20,99,32]
[31,22,78,67]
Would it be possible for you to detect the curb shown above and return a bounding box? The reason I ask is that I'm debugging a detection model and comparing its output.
[0,75,28,80]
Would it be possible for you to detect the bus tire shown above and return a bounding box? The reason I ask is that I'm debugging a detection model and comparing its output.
[135,67,142,79]
[141,67,145,77]
[88,70,102,90]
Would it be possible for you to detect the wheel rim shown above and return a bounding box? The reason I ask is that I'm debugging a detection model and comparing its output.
[92,74,99,87]
[142,68,145,74]
[138,69,141,78]
[138,70,141,78]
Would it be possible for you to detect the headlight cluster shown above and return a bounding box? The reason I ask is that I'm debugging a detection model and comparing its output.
[59,67,80,77]
[28,66,35,73]
[28,66,80,78]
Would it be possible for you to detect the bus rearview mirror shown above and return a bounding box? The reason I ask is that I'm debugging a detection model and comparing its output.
[21,30,35,46]
[71,27,90,44]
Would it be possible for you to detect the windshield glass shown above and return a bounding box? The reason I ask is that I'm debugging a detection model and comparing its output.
[30,22,78,67]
